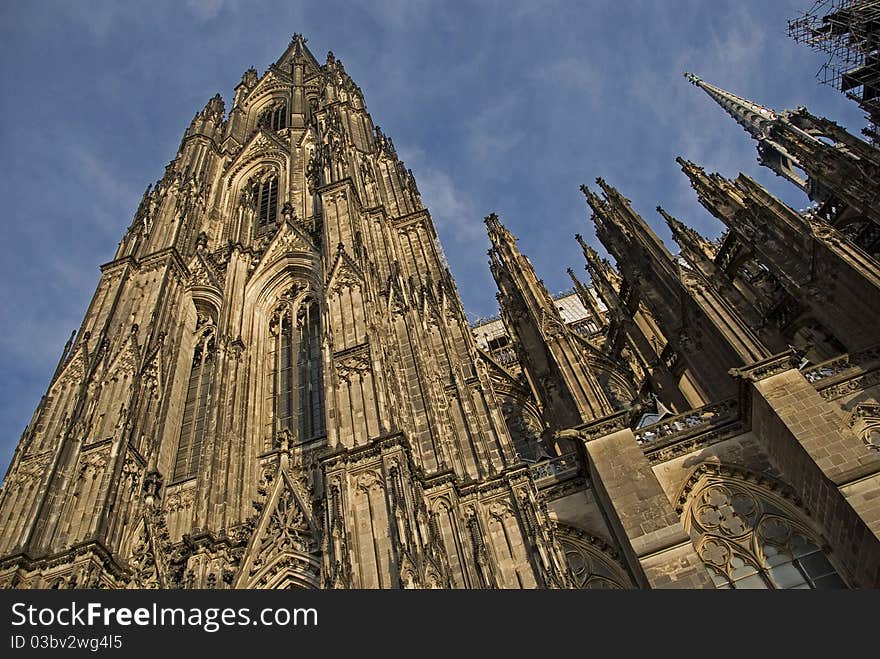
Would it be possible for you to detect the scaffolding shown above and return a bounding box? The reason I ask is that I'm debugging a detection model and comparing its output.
[789,0,880,143]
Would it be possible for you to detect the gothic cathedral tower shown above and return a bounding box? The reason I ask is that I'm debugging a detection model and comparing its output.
[0,36,570,589]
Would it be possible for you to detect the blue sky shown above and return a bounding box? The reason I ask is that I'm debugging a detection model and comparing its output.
[0,0,867,478]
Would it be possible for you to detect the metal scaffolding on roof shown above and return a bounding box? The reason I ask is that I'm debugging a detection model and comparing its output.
[789,0,880,143]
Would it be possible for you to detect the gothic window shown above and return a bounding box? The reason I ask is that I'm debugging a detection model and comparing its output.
[687,478,847,589]
[258,102,287,131]
[270,291,326,442]
[173,323,215,481]
[250,174,279,235]
[556,528,632,589]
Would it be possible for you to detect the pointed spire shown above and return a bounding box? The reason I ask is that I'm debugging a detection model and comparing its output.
[484,212,516,248]
[198,93,225,124]
[579,183,607,218]
[575,234,621,291]
[574,233,600,265]
[656,205,685,235]
[676,156,749,229]
[656,206,715,261]
[241,67,258,89]
[657,205,702,248]
[591,177,634,232]
[291,32,307,58]
[272,32,321,72]
[684,73,814,195]
[684,72,777,141]
[576,234,624,320]
[676,156,716,198]
[595,177,627,205]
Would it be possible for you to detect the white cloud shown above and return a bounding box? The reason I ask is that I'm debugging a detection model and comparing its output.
[185,0,229,21]
[465,91,527,162]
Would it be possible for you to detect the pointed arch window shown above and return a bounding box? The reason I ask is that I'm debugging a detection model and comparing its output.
[270,291,326,442]
[250,173,279,235]
[258,102,288,132]
[687,479,847,589]
[557,530,633,589]
[173,322,215,481]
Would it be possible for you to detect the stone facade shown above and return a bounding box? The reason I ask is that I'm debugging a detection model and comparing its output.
[0,33,878,589]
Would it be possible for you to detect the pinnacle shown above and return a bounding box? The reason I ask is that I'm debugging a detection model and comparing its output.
[677,157,710,188]
[272,32,321,72]
[574,233,593,255]
[484,212,517,246]
[675,156,702,172]
[594,177,618,200]
[579,183,605,212]
[656,206,690,238]
[656,205,678,227]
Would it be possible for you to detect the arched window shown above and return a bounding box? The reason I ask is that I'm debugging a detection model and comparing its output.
[270,290,325,442]
[686,477,847,589]
[556,526,633,589]
[259,102,287,132]
[173,321,215,481]
[250,174,279,235]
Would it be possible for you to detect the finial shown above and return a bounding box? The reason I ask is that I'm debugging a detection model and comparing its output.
[198,94,225,124]
[675,156,703,172]
[595,177,615,198]
[684,72,701,86]
[656,206,681,232]
[241,67,258,88]
[579,184,606,213]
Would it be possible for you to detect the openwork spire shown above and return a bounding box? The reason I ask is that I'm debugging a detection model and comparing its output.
[684,72,778,141]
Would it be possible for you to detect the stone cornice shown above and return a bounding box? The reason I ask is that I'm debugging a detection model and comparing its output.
[729,348,800,382]
[575,410,632,442]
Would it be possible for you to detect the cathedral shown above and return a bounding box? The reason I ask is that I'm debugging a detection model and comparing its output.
[0,23,879,589]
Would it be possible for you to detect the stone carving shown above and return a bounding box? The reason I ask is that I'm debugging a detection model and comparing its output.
[79,450,108,480]
[487,500,512,522]
[335,346,371,384]
[251,487,312,575]
[8,452,52,488]
[356,470,383,493]
[848,403,880,451]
